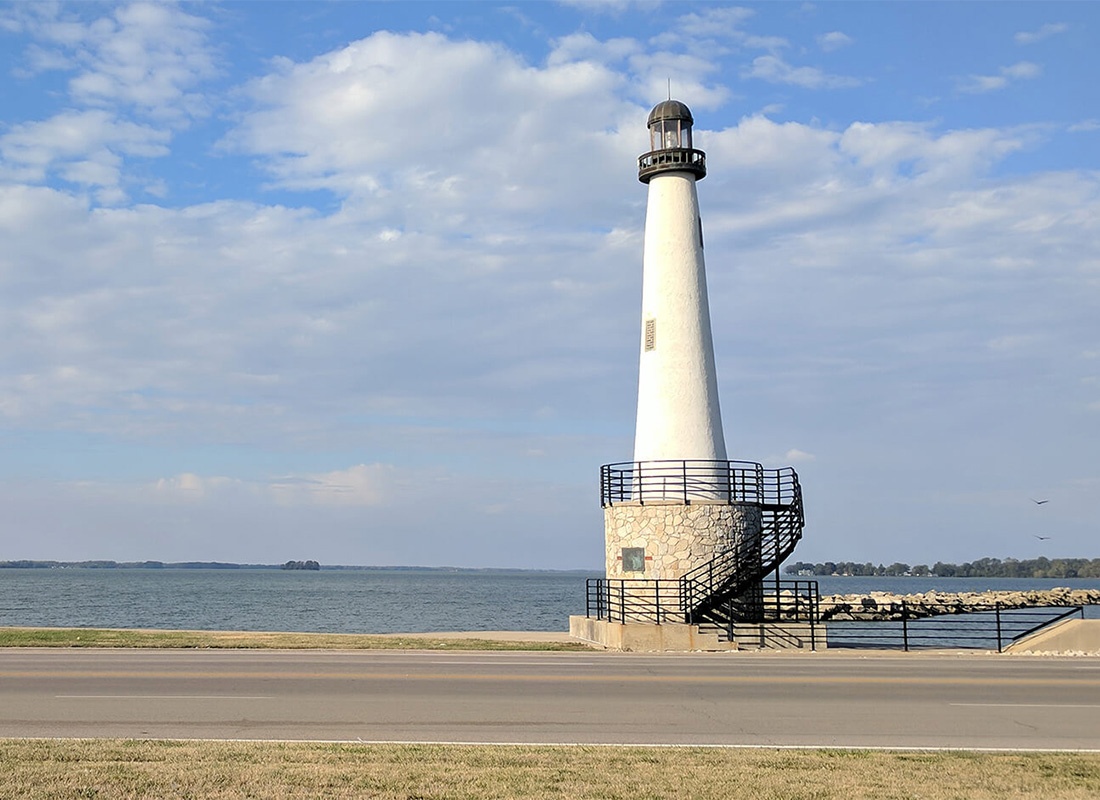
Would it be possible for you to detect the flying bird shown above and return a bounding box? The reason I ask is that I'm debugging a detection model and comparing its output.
[1031,499,1049,505]
[1033,535,1051,540]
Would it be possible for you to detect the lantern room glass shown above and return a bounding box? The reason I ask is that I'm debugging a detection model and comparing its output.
[649,119,693,151]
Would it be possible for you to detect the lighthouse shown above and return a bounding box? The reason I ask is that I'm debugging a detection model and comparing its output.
[576,100,809,651]
[596,97,760,588]
[572,99,808,651]
[633,99,727,467]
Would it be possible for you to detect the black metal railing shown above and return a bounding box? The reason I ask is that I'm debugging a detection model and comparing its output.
[585,579,1086,652]
[680,491,804,625]
[712,580,821,624]
[586,578,819,626]
[638,147,707,182]
[701,580,822,650]
[585,578,684,625]
[600,460,800,508]
[826,604,1086,652]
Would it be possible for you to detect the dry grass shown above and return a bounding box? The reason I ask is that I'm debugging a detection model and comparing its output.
[0,627,589,651]
[0,740,1098,799]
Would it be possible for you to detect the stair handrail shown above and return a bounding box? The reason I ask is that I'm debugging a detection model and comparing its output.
[679,468,804,623]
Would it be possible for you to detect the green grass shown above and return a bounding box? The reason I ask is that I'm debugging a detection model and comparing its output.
[1,740,1098,799]
[0,626,591,651]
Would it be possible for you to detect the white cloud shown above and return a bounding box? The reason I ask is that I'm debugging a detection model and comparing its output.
[1068,119,1100,134]
[817,31,854,52]
[627,51,731,110]
[547,32,640,67]
[5,466,601,566]
[0,109,169,196]
[1001,61,1041,80]
[17,2,218,118]
[958,74,1008,94]
[835,121,1030,184]
[1014,22,1068,45]
[744,54,861,89]
[957,61,1041,94]
[785,449,816,463]
[224,31,636,215]
[675,7,787,50]
[5,106,1083,465]
[269,465,392,508]
[21,42,73,72]
[0,3,220,203]
[986,334,1041,352]
[675,6,757,37]
[152,466,394,508]
[556,0,657,13]
[154,472,239,501]
[2,12,1099,565]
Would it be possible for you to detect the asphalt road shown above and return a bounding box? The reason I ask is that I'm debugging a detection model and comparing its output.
[2,649,1098,749]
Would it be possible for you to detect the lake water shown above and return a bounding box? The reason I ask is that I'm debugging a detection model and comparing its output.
[0,569,1097,633]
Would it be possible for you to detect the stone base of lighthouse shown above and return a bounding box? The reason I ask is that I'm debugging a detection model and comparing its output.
[572,501,767,650]
[604,501,762,580]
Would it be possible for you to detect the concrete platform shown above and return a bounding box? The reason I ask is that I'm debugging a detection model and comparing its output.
[1004,619,1100,654]
[379,630,577,643]
[569,615,735,651]
[731,622,826,650]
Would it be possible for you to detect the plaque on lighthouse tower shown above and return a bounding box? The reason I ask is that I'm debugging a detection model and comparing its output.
[621,547,645,573]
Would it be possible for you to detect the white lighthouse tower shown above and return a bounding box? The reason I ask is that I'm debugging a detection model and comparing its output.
[634,99,727,466]
[572,99,810,650]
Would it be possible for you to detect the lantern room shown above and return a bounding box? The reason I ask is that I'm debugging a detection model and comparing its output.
[638,99,707,183]
[648,99,694,150]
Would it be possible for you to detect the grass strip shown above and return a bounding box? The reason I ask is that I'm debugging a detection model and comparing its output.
[0,627,590,651]
[0,740,1098,799]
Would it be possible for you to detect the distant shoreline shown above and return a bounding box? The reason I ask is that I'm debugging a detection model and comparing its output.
[0,560,595,575]
[5,559,1098,580]
[786,556,1100,580]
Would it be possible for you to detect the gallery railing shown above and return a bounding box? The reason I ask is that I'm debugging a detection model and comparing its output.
[637,147,707,181]
[600,460,800,507]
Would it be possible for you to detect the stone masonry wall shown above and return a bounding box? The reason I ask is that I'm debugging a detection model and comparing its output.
[604,501,763,581]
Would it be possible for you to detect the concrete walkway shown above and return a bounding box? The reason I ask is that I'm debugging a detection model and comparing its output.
[388,623,1100,653]
[381,630,577,643]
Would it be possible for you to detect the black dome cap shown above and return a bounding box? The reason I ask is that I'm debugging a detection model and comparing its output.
[647,99,694,126]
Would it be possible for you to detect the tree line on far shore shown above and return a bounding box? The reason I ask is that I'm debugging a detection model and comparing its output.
[784,557,1100,579]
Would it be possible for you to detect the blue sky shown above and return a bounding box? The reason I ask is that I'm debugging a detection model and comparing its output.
[0,1,1097,569]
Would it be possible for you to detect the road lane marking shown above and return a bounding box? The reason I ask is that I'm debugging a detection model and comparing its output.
[55,695,274,700]
[6,670,1099,686]
[14,736,1100,753]
[949,703,1100,709]
[426,661,599,665]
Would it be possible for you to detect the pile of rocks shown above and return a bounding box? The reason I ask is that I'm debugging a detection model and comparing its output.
[819,588,1100,621]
